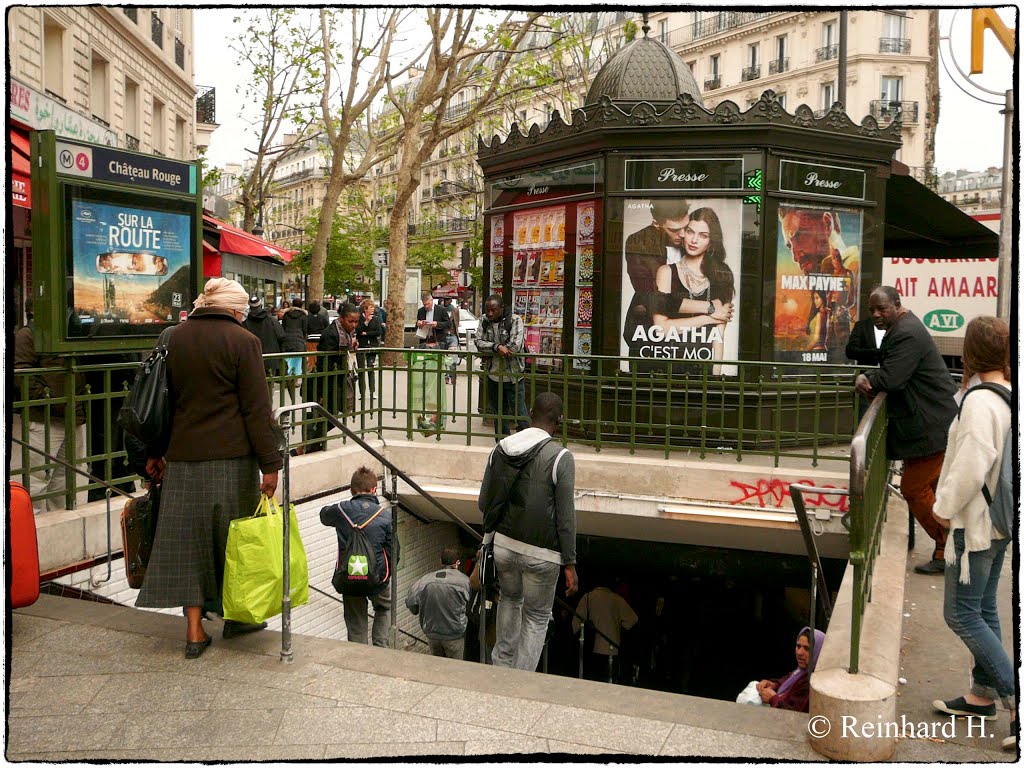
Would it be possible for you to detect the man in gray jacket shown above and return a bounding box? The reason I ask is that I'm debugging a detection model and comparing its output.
[475,294,529,440]
[479,392,578,672]
[406,547,472,659]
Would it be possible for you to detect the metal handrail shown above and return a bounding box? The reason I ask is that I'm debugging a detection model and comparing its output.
[790,391,889,674]
[9,436,129,587]
[272,400,623,666]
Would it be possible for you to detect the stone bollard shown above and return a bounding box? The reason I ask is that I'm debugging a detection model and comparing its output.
[809,508,908,761]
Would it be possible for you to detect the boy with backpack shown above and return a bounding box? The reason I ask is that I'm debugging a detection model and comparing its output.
[320,466,398,647]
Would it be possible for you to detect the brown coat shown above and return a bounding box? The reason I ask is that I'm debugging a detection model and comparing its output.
[163,308,282,473]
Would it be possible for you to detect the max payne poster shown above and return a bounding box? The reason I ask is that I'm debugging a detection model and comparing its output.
[68,199,191,336]
[773,205,862,364]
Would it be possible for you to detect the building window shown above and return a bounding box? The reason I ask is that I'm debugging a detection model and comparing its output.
[777,93,787,109]
[125,77,140,145]
[90,51,109,124]
[823,20,836,47]
[658,18,668,44]
[687,60,696,72]
[821,82,835,111]
[43,14,66,100]
[883,12,906,40]
[153,98,166,154]
[175,116,187,159]
[771,35,789,74]
[748,43,759,69]
[710,53,720,77]
[881,75,903,103]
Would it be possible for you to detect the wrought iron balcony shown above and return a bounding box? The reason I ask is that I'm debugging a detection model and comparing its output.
[443,99,477,121]
[125,133,140,151]
[196,85,216,124]
[704,76,721,91]
[123,7,137,23]
[768,57,789,75]
[815,44,838,62]
[869,99,919,124]
[175,37,185,69]
[151,12,163,49]
[741,65,761,82]
[679,11,778,43]
[879,37,911,54]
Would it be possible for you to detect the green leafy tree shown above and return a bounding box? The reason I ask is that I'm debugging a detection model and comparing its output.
[408,217,454,290]
[228,9,320,232]
[291,188,387,299]
[379,10,554,354]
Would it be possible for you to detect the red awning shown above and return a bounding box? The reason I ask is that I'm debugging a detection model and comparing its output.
[202,240,222,278]
[203,214,296,263]
[11,128,31,209]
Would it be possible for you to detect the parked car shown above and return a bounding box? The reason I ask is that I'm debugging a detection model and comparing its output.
[457,307,479,351]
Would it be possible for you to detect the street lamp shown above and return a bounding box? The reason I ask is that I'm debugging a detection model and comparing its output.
[441,178,481,311]
[278,223,307,301]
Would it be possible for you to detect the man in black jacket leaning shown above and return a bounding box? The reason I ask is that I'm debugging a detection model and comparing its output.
[855,286,957,574]
[479,392,578,671]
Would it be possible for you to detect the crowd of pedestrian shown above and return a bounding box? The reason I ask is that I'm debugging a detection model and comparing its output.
[13,272,1012,748]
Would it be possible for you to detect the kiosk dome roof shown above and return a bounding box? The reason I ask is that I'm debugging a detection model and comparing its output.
[585,33,704,107]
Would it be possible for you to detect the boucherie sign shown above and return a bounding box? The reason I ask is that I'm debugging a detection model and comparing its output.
[779,159,866,201]
[625,158,743,192]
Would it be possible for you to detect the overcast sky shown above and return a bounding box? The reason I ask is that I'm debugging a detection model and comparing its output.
[195,7,1015,174]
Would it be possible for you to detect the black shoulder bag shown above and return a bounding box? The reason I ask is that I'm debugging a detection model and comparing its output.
[117,342,172,447]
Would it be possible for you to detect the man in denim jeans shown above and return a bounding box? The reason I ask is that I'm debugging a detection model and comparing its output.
[479,392,578,671]
[476,295,530,440]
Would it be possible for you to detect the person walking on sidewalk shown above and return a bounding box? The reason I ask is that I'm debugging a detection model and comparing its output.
[136,278,281,659]
[280,299,309,402]
[480,392,578,672]
[931,316,1016,751]
[243,295,287,377]
[406,547,472,659]
[854,286,957,574]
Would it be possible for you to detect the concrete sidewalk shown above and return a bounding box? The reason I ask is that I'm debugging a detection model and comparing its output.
[7,589,1009,763]
[9,595,822,761]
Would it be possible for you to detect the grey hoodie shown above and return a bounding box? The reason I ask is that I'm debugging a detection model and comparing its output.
[479,427,576,565]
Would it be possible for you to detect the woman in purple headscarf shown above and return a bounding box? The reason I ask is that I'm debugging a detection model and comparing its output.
[756,627,826,713]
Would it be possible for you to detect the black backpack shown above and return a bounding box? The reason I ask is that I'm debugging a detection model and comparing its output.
[331,505,390,596]
[958,383,1015,539]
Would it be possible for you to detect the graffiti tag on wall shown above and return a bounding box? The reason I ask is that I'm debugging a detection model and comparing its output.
[728,478,849,513]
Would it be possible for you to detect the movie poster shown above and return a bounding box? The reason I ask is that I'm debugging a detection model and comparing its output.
[69,199,192,335]
[773,205,862,363]
[619,197,742,375]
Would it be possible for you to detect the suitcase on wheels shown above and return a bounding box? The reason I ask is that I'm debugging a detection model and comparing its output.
[9,482,40,608]
[120,486,160,589]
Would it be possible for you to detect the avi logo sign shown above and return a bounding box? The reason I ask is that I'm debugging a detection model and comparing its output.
[924,309,965,333]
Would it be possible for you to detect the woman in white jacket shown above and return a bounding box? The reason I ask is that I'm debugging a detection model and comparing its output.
[931,316,1015,750]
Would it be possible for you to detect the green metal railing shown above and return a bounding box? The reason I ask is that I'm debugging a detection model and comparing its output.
[10,347,865,509]
[845,393,890,674]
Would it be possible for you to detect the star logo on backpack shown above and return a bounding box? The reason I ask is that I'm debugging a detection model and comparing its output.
[348,555,369,577]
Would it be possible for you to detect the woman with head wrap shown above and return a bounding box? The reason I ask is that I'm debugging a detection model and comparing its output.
[136,278,283,659]
[756,627,826,712]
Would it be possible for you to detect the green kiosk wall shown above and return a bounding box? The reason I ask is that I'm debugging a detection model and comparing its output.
[30,130,203,354]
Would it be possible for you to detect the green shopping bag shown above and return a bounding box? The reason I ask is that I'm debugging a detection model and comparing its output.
[223,495,309,624]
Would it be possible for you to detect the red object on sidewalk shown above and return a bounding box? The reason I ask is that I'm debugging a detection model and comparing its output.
[9,482,40,608]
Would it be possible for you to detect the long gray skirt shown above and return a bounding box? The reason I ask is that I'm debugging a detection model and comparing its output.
[136,457,260,609]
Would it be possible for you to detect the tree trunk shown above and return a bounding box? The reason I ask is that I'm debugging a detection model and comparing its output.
[308,152,350,304]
